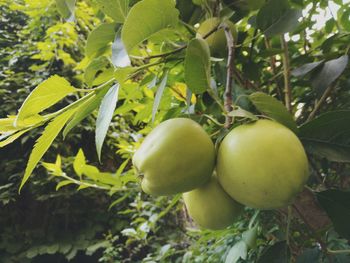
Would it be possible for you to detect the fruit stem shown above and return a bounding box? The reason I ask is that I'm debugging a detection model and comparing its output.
[222,22,236,128]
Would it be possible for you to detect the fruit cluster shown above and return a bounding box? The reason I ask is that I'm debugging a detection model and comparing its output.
[132,118,309,230]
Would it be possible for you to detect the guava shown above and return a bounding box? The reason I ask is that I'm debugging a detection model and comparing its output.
[132,118,215,196]
[217,120,309,209]
[197,17,237,56]
[183,175,244,230]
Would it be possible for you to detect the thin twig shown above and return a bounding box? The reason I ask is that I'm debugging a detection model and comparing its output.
[223,23,235,128]
[281,34,292,112]
[307,84,337,122]
[264,37,283,100]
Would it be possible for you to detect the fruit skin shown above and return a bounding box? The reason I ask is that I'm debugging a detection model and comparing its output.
[217,120,309,209]
[197,18,237,56]
[133,118,215,196]
[183,175,244,230]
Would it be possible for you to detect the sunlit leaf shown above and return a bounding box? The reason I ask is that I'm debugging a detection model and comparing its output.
[152,72,168,122]
[16,75,76,126]
[121,0,179,52]
[96,84,120,161]
[20,109,77,191]
[96,0,129,23]
[86,23,118,59]
[55,0,76,21]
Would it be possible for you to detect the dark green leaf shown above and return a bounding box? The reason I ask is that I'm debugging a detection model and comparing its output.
[300,111,350,162]
[316,190,350,240]
[184,38,211,94]
[296,248,321,263]
[249,92,298,133]
[256,0,302,37]
[258,241,290,263]
[291,61,324,78]
[311,55,348,97]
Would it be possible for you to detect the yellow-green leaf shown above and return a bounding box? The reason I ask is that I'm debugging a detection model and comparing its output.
[0,128,31,148]
[16,75,76,126]
[96,0,129,23]
[20,109,76,191]
[121,0,179,53]
[86,23,118,59]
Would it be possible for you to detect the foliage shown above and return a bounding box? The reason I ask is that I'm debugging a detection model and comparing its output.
[1,0,350,262]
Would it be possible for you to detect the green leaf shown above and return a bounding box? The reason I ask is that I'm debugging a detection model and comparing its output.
[96,84,120,161]
[258,241,290,263]
[96,0,129,23]
[291,61,324,78]
[86,23,118,59]
[55,0,76,21]
[296,248,321,263]
[0,128,31,148]
[242,226,258,249]
[184,38,211,94]
[249,92,298,133]
[225,241,248,263]
[299,111,350,162]
[121,0,179,52]
[84,56,114,87]
[73,149,86,177]
[256,0,302,37]
[16,75,76,125]
[56,180,74,190]
[20,109,76,191]
[311,55,348,97]
[0,117,18,133]
[152,72,168,122]
[228,107,258,121]
[42,155,62,176]
[63,85,110,137]
[316,190,350,240]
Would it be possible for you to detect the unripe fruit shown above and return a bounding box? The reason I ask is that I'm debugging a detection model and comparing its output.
[183,175,244,230]
[133,118,215,196]
[197,18,237,56]
[217,120,309,209]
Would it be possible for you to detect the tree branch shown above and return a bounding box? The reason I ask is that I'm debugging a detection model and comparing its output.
[264,37,283,100]
[307,83,337,122]
[223,23,235,128]
[281,35,292,112]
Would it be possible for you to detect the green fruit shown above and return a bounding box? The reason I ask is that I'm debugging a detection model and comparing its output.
[217,120,309,209]
[183,175,244,230]
[133,118,215,196]
[197,18,237,56]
